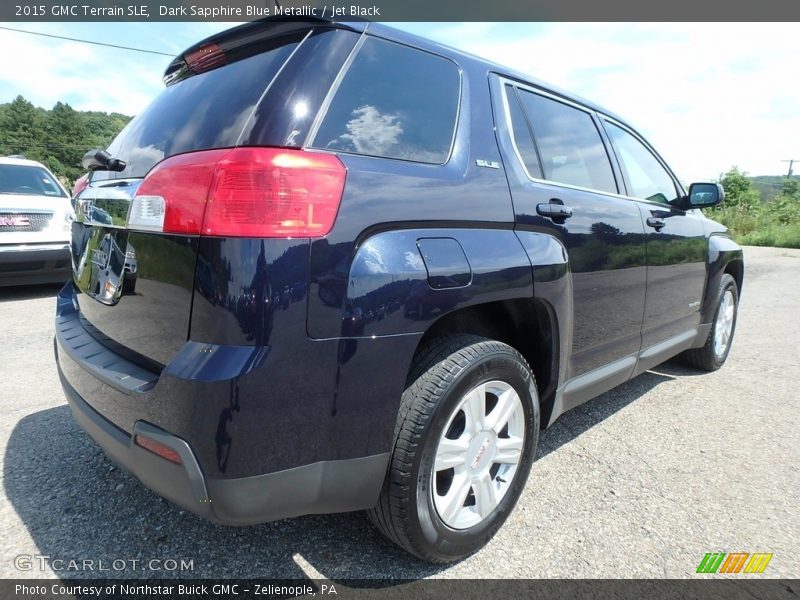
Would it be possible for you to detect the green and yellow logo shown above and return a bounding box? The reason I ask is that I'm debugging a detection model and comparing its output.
[696,552,773,574]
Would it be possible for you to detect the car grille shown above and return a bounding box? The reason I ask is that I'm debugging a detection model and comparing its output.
[0,212,53,232]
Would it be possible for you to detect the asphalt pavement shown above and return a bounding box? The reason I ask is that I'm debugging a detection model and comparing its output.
[0,245,797,580]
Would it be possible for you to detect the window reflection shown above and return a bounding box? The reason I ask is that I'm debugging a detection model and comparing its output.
[312,36,460,164]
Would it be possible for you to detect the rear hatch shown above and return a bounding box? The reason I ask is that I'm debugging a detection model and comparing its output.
[71,18,360,368]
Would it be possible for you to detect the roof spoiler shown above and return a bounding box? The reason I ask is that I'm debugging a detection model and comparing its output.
[163,17,363,86]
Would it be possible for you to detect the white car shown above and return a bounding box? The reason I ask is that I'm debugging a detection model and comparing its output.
[0,156,74,286]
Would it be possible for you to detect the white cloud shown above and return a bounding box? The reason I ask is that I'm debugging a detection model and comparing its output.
[0,27,164,115]
[411,23,800,180]
[335,105,404,156]
[3,22,797,180]
[0,22,237,116]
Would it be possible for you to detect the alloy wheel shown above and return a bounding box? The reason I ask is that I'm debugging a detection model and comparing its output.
[431,380,525,530]
[714,289,735,358]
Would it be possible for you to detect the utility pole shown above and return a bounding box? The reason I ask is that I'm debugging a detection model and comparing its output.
[782,159,798,178]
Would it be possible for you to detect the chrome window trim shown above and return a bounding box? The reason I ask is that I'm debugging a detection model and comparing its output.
[497,76,623,198]
[496,75,689,207]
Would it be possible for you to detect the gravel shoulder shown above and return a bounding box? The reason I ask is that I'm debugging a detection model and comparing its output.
[0,246,797,580]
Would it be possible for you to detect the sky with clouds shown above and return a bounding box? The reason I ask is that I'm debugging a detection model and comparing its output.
[0,21,797,181]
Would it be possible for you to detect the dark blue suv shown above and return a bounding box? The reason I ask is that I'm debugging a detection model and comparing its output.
[56,18,743,562]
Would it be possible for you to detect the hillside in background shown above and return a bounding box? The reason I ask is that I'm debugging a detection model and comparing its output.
[0,95,131,184]
[751,174,800,203]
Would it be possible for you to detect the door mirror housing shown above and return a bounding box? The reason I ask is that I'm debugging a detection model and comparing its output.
[683,182,724,209]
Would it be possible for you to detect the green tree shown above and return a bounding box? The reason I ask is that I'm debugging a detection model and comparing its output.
[45,101,88,181]
[0,95,46,158]
[718,167,762,213]
[765,178,800,225]
[0,95,132,184]
[781,177,799,200]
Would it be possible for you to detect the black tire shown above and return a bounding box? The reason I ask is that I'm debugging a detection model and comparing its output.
[367,334,539,563]
[683,273,739,371]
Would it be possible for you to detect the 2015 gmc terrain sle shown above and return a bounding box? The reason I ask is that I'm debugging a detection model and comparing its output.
[55,18,743,562]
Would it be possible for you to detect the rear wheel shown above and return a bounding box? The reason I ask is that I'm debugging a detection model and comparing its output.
[367,334,539,563]
[683,273,739,371]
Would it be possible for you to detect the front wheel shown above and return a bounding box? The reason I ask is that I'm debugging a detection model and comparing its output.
[683,273,739,371]
[367,334,539,563]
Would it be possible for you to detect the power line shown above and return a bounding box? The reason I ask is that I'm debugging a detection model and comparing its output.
[0,25,174,57]
[781,159,798,178]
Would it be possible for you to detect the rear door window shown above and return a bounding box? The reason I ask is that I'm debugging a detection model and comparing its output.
[311,37,460,164]
[515,89,618,195]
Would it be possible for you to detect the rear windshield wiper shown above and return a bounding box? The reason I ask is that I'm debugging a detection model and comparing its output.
[82,149,127,172]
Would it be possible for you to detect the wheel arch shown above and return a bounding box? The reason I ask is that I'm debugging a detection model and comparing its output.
[703,234,744,323]
[724,256,744,296]
[411,298,561,429]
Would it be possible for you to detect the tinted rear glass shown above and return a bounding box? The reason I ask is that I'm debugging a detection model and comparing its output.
[95,34,304,180]
[0,164,66,197]
[311,37,460,164]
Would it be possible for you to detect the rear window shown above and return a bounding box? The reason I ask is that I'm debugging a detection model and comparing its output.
[95,34,304,180]
[311,37,460,164]
[0,164,66,197]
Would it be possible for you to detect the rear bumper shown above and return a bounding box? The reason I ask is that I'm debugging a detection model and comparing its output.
[0,242,71,286]
[59,369,214,520]
[54,282,391,525]
[59,368,388,524]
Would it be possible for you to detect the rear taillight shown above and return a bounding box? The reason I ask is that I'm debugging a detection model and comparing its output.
[130,149,224,234]
[128,147,346,238]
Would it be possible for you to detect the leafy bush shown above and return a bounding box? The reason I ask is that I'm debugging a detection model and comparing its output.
[705,168,800,248]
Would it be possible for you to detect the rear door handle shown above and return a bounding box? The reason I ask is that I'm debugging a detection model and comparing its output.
[646,216,666,230]
[536,201,573,222]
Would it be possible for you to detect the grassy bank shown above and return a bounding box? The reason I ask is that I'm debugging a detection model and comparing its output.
[740,223,800,248]
[706,204,800,249]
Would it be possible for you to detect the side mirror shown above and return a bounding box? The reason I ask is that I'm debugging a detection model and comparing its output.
[684,182,724,209]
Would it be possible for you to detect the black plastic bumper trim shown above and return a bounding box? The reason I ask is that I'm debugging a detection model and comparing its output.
[59,365,213,520]
[207,453,391,526]
[58,361,390,525]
